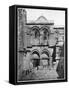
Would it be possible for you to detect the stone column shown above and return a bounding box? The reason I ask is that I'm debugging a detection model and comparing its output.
[49,56,52,68]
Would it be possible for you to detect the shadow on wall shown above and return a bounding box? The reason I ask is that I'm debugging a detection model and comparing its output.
[56,44,64,79]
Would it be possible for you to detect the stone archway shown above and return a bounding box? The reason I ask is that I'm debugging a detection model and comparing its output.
[40,49,50,66]
[40,26,50,34]
[30,50,40,68]
[31,26,40,45]
[40,26,50,45]
[30,49,51,68]
[31,26,40,38]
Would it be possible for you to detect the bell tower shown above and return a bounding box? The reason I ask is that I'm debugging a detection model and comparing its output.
[22,9,27,25]
[18,9,27,50]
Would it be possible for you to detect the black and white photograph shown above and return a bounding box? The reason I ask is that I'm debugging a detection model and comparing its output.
[0,0,69,89]
[17,7,67,83]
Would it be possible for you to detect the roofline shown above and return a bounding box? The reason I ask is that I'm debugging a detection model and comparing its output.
[26,23,54,25]
[53,27,64,29]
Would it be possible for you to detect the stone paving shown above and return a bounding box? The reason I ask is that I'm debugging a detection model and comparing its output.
[32,67,58,80]
[19,66,59,81]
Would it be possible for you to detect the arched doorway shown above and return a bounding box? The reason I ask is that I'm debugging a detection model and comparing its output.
[31,51,40,68]
[40,50,50,66]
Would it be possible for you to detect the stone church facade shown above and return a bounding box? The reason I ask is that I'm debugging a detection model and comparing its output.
[17,9,64,80]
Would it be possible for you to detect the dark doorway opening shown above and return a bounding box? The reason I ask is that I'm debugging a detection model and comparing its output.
[31,51,40,68]
[32,59,40,67]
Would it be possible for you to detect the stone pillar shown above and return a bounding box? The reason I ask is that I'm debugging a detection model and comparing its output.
[56,47,60,60]
[18,9,27,50]
[49,56,52,68]
[27,34,31,47]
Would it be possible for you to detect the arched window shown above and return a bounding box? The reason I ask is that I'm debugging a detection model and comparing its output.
[31,26,40,39]
[44,29,49,40]
[43,29,48,40]
[32,29,40,39]
[40,27,50,40]
[35,30,40,38]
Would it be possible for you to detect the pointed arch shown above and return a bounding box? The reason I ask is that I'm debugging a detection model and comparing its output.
[30,49,40,67]
[30,49,40,57]
[41,49,51,58]
[40,26,50,35]
[31,26,40,38]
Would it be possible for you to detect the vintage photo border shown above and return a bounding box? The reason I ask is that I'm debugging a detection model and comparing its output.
[14,5,67,84]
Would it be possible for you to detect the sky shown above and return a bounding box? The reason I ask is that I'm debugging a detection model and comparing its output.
[24,8,65,26]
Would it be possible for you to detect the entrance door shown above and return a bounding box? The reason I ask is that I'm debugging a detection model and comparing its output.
[31,51,40,68]
[40,51,49,66]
